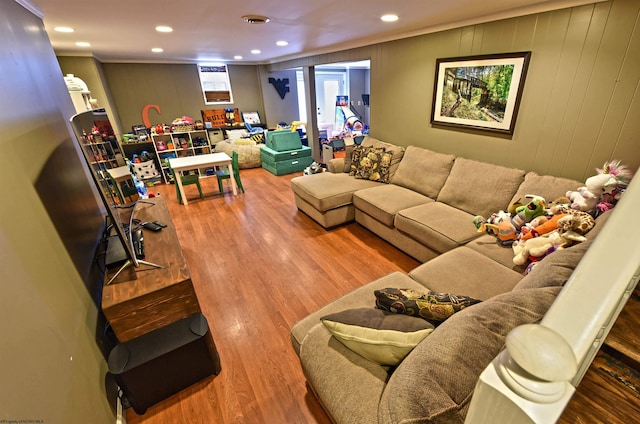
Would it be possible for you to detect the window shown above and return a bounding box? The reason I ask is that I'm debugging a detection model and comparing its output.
[198,64,233,104]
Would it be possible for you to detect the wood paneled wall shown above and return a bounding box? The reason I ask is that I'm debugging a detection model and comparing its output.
[372,0,640,182]
[60,0,639,183]
[274,0,640,183]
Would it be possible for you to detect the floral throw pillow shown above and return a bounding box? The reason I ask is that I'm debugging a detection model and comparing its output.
[349,145,378,175]
[350,146,393,183]
[374,288,482,323]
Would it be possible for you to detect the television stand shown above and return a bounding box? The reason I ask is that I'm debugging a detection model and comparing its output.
[102,197,204,343]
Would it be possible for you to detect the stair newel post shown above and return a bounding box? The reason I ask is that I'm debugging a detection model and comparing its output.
[465,324,578,423]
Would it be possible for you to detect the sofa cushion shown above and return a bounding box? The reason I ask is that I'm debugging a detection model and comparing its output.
[509,171,582,207]
[395,202,484,253]
[465,234,526,271]
[437,157,525,217]
[374,288,481,322]
[291,271,429,355]
[378,286,562,424]
[360,136,405,178]
[301,323,390,424]
[390,146,456,198]
[321,308,435,366]
[513,238,593,290]
[353,184,433,227]
[290,172,380,212]
[408,247,523,300]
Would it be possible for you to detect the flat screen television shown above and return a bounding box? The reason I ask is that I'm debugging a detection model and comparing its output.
[69,109,161,284]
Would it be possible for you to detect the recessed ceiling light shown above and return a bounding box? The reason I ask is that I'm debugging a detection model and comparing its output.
[251,49,261,54]
[155,25,173,33]
[381,14,399,22]
[276,40,288,47]
[54,26,74,33]
[234,55,243,60]
[152,47,163,53]
[75,42,91,47]
[242,15,270,24]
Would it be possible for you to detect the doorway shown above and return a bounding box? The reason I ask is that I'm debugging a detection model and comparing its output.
[295,60,370,139]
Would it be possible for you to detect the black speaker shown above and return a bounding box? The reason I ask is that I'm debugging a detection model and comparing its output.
[108,313,221,414]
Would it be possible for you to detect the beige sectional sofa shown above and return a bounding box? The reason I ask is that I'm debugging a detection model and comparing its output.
[289,137,611,423]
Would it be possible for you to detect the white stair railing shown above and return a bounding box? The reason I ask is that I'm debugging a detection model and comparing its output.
[466,172,640,423]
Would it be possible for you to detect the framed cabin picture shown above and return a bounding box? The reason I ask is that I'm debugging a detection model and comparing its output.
[430,52,531,135]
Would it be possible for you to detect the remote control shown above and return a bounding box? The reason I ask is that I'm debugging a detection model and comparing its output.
[132,228,145,259]
[142,221,162,232]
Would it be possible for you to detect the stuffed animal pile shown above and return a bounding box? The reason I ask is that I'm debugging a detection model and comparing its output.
[473,159,634,271]
[474,195,548,246]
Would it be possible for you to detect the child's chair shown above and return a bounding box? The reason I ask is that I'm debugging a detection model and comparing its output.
[167,161,204,204]
[215,151,244,194]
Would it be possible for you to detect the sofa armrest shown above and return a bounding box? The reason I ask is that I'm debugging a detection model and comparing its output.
[327,158,345,173]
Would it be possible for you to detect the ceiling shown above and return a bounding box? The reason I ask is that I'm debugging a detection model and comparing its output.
[26,0,600,64]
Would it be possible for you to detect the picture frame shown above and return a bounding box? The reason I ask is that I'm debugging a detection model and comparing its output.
[242,111,261,125]
[430,52,531,135]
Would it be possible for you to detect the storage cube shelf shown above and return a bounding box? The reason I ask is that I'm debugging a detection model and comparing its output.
[151,130,212,183]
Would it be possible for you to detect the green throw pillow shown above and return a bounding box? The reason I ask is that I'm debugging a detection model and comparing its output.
[374,288,481,323]
[321,308,434,366]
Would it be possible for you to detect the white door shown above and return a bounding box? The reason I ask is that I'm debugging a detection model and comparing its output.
[316,72,346,133]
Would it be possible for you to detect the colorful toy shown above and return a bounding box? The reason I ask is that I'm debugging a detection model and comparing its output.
[304,162,325,175]
[566,186,600,212]
[556,210,595,236]
[566,160,634,214]
[473,210,511,236]
[512,230,586,266]
[511,196,546,230]
[548,197,572,215]
[519,213,568,241]
[480,221,518,246]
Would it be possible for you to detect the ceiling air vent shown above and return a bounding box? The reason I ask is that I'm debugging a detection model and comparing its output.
[242,15,270,24]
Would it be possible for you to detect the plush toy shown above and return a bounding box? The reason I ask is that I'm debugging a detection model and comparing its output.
[480,221,518,246]
[519,213,568,241]
[304,162,325,175]
[473,210,511,236]
[566,187,599,212]
[548,197,572,215]
[474,196,545,245]
[556,210,595,236]
[510,196,546,230]
[566,160,634,214]
[512,230,586,266]
[597,160,634,190]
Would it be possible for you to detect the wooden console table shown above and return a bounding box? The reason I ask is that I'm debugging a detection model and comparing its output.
[101,197,202,342]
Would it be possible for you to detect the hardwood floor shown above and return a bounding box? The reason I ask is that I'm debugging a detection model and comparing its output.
[559,289,640,424]
[125,168,419,424]
[124,167,639,424]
